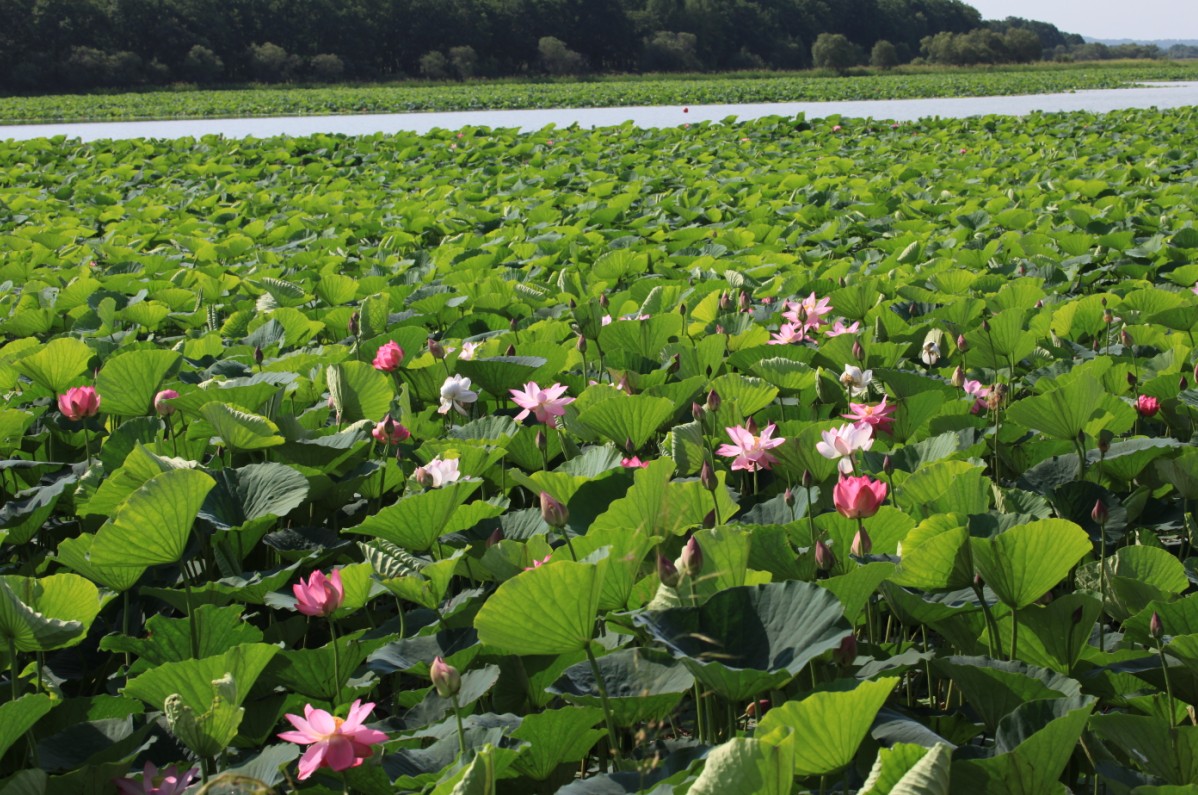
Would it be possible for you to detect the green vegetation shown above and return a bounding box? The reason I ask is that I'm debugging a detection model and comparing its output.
[2,104,1198,791]
[1,61,1196,125]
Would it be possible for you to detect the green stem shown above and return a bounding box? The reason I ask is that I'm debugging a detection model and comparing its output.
[1010,610,1019,662]
[184,580,199,659]
[561,528,578,561]
[1098,524,1108,653]
[330,619,342,706]
[451,693,468,759]
[973,580,1000,659]
[8,637,18,701]
[1158,637,1177,726]
[585,644,622,765]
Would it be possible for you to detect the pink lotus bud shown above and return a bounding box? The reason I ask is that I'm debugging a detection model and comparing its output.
[1127,372,1137,387]
[852,339,864,362]
[576,334,587,353]
[430,656,461,697]
[254,345,264,365]
[852,527,872,556]
[535,429,547,451]
[1151,611,1164,640]
[292,569,344,617]
[678,536,703,577]
[801,470,813,488]
[428,338,446,360]
[539,492,569,528]
[372,340,404,372]
[692,402,706,422]
[486,527,504,547]
[348,312,360,337]
[1091,500,1108,525]
[699,460,718,492]
[1120,328,1133,348]
[705,390,721,413]
[956,334,967,352]
[833,475,888,520]
[951,366,965,388]
[657,553,680,588]
[833,634,857,666]
[815,540,835,571]
[154,389,179,416]
[784,487,795,507]
[1136,395,1160,418]
[58,386,100,421]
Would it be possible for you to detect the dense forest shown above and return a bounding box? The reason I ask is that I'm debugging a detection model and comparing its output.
[0,0,1143,92]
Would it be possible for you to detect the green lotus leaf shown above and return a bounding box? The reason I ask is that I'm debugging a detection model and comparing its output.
[348,480,481,552]
[689,733,796,795]
[575,393,676,450]
[510,707,606,781]
[475,559,604,656]
[933,656,1081,734]
[198,462,310,531]
[756,677,898,777]
[455,356,548,398]
[0,573,111,652]
[90,468,216,567]
[861,742,953,795]
[55,533,146,593]
[12,338,94,395]
[970,518,1090,610]
[326,360,393,424]
[1006,375,1107,442]
[198,402,285,451]
[548,647,694,727]
[94,349,181,416]
[891,514,973,591]
[899,460,991,518]
[100,604,263,666]
[0,694,55,760]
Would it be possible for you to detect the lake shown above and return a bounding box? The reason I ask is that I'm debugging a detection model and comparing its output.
[2,81,1197,142]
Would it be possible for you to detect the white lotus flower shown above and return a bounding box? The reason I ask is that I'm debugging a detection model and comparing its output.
[437,374,478,416]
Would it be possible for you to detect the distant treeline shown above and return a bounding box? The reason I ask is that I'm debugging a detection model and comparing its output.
[0,0,1169,92]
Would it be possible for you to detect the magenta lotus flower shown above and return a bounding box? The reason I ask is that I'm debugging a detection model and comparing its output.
[621,456,649,468]
[114,762,199,795]
[716,423,785,472]
[524,554,552,571]
[833,475,888,520]
[153,389,179,416]
[293,568,344,617]
[59,386,100,420]
[1136,394,1160,418]
[843,395,896,435]
[371,416,410,446]
[824,318,861,337]
[768,323,807,345]
[783,293,834,330]
[372,341,404,372]
[815,423,874,474]
[510,381,574,426]
[278,700,389,780]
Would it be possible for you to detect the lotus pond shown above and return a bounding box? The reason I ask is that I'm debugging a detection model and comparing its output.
[2,106,1198,794]
[3,62,1198,124]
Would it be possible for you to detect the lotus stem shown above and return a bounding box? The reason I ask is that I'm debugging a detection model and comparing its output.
[329,618,342,706]
[1009,610,1019,661]
[585,644,622,766]
[451,693,468,759]
[8,636,17,700]
[1157,635,1177,727]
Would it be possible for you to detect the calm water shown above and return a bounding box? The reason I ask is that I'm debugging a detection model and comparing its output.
[3,81,1197,142]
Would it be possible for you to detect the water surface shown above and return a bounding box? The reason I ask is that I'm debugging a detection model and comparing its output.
[3,81,1197,142]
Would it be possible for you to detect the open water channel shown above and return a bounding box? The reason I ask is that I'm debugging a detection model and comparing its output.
[2,81,1197,142]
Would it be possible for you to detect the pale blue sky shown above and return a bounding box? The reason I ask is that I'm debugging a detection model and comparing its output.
[965,0,1197,40]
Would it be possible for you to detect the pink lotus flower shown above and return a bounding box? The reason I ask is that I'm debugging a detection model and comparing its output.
[768,323,807,345]
[1136,394,1160,418]
[59,386,100,420]
[816,423,874,474]
[153,389,179,416]
[824,318,860,337]
[843,396,896,435]
[962,379,991,414]
[293,568,344,617]
[1192,281,1198,296]
[413,457,461,488]
[278,700,389,780]
[833,475,888,519]
[459,341,481,360]
[716,423,785,472]
[371,416,411,445]
[524,554,552,571]
[621,456,649,468]
[510,381,574,427]
[372,341,404,372]
[783,293,834,330]
[114,762,199,795]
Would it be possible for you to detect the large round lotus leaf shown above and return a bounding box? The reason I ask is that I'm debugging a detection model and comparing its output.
[634,580,852,675]
[548,647,695,726]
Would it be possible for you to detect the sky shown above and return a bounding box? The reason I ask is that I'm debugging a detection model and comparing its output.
[964,0,1198,41]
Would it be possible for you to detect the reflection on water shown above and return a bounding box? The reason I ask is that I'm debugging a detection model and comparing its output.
[3,82,1197,142]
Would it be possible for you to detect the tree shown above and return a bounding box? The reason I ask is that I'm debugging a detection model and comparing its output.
[448,45,478,79]
[1003,28,1041,62]
[870,39,899,68]
[641,30,700,71]
[309,53,345,81]
[248,42,301,82]
[812,32,857,73]
[182,45,224,83]
[419,50,451,79]
[538,36,588,75]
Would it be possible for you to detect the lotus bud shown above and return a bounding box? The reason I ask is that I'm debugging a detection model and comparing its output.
[692,402,706,422]
[154,389,179,416]
[679,302,687,316]
[1151,611,1164,640]
[815,540,835,572]
[623,436,635,454]
[428,338,446,359]
[883,455,894,475]
[349,312,360,337]
[430,656,461,698]
[702,509,716,529]
[738,291,751,312]
[699,460,718,492]
[801,470,813,488]
[784,487,795,507]
[535,429,547,452]
[852,528,872,556]
[908,302,918,317]
[973,573,984,589]
[1091,499,1108,525]
[1018,264,1026,276]
[706,389,721,413]
[1126,371,1137,388]
[1097,430,1113,454]
[833,634,857,666]
[951,365,965,388]
[540,492,569,528]
[254,345,264,366]
[956,334,967,352]
[576,334,587,353]
[678,536,703,577]
[1193,361,1198,383]
[719,292,731,311]
[1092,338,1100,352]
[509,318,519,332]
[1103,308,1114,325]
[486,527,504,547]
[1180,375,1189,392]
[667,354,680,374]
[599,294,609,309]
[505,343,516,356]
[616,373,632,394]
[981,319,991,333]
[657,553,680,588]
[852,338,865,362]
